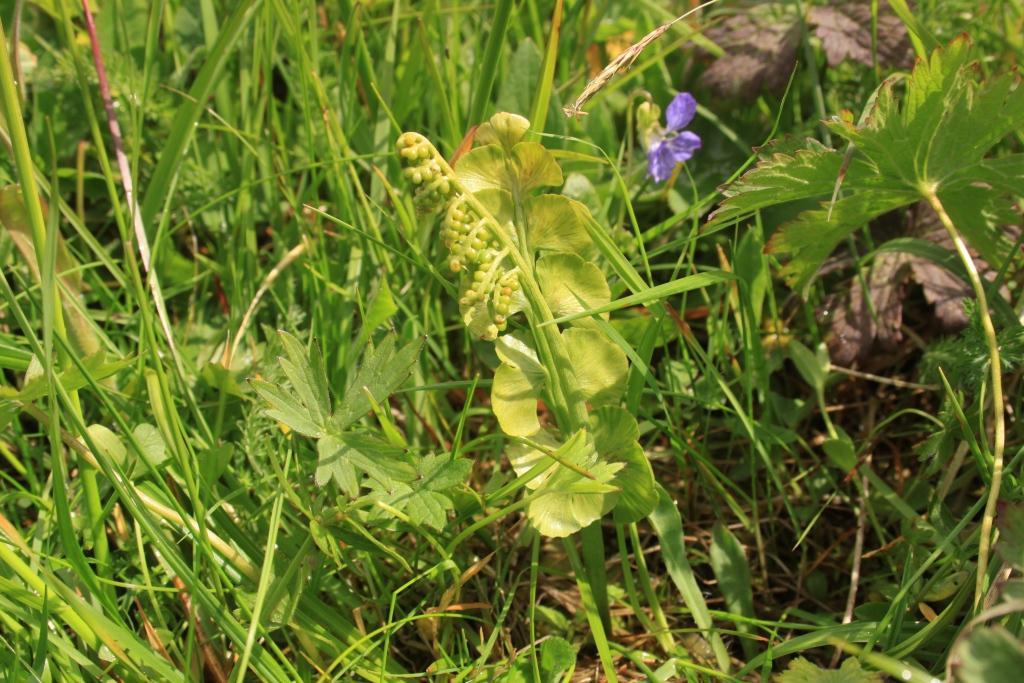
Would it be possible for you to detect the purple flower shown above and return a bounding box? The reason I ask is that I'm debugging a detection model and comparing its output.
[647,92,702,183]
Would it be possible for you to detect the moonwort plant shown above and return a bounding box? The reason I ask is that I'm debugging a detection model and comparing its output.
[396,113,662,674]
[398,113,658,536]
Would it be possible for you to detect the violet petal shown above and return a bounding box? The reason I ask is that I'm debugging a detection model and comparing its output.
[647,140,677,183]
[665,92,697,131]
[666,131,702,164]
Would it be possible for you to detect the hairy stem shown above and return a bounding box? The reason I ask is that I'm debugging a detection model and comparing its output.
[923,188,1005,611]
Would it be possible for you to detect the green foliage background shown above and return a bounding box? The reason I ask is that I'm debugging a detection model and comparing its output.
[0,0,1022,681]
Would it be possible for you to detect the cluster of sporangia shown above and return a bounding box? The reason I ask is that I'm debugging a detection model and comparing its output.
[397,131,519,340]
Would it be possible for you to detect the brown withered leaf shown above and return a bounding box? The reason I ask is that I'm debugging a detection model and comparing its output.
[0,185,100,357]
[827,203,1015,366]
[828,251,911,366]
[808,2,914,69]
[910,259,973,330]
[698,12,800,102]
[907,206,1016,330]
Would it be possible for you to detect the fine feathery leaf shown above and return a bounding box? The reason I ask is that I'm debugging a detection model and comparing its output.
[776,657,883,683]
[333,335,424,431]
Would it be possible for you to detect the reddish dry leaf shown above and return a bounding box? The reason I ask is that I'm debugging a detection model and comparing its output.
[0,185,100,357]
[698,12,800,102]
[828,251,911,366]
[910,259,974,330]
[809,2,914,68]
[827,204,1015,366]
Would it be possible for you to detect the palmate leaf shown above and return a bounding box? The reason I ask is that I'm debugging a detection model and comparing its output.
[366,454,472,530]
[251,377,324,437]
[278,331,331,428]
[707,140,879,226]
[953,626,1024,683]
[767,190,917,288]
[707,37,1024,289]
[776,657,882,683]
[251,330,333,437]
[316,434,359,495]
[253,332,427,504]
[332,334,424,431]
[317,430,416,498]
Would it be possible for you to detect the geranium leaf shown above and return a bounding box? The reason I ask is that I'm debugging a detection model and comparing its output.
[277,330,330,429]
[536,253,610,326]
[954,626,1024,683]
[415,453,473,492]
[706,142,856,228]
[767,189,917,290]
[251,378,323,437]
[339,431,415,487]
[316,434,359,496]
[711,38,1024,291]
[367,454,471,530]
[334,335,423,431]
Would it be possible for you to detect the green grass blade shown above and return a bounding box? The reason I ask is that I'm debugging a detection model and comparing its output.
[649,485,731,673]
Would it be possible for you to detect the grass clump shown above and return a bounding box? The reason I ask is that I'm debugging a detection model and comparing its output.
[0,1,1022,681]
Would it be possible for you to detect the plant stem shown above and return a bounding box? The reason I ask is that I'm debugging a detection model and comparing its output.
[923,188,1005,611]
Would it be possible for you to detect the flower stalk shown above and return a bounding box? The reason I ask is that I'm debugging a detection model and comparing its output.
[923,187,1005,611]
